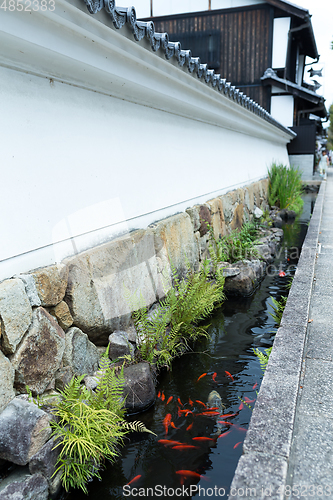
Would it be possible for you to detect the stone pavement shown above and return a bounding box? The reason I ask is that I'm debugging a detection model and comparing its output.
[286,167,333,498]
[230,168,332,499]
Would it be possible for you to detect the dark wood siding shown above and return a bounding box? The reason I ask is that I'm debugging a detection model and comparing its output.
[151,6,273,110]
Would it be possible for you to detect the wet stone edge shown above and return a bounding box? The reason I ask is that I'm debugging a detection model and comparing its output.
[229,181,326,497]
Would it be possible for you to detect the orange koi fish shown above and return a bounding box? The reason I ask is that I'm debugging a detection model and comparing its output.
[189,398,194,407]
[197,373,207,382]
[197,411,220,416]
[218,430,231,439]
[235,425,247,432]
[239,402,244,410]
[176,470,202,479]
[127,475,142,485]
[170,422,179,430]
[166,396,173,405]
[206,407,219,411]
[179,409,193,416]
[219,412,238,419]
[192,437,215,442]
[163,413,172,435]
[244,397,255,403]
[186,422,193,431]
[196,400,207,408]
[212,372,217,382]
[225,371,234,381]
[218,421,234,426]
[177,407,182,418]
[157,391,161,399]
[177,398,183,407]
[158,439,184,446]
[252,382,258,390]
[233,441,242,449]
[161,391,165,401]
[172,445,199,450]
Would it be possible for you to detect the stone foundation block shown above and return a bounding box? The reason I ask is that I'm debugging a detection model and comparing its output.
[62,327,99,376]
[10,308,65,394]
[0,398,51,466]
[29,264,68,307]
[0,279,32,355]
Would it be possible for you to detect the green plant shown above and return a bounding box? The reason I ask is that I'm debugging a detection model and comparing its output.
[269,296,287,327]
[129,263,225,370]
[208,221,259,265]
[268,163,303,214]
[252,347,272,373]
[50,351,154,493]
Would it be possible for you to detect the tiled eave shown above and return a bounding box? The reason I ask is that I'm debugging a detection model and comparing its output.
[80,0,296,138]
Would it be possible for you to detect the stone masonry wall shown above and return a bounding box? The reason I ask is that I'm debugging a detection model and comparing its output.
[0,178,268,498]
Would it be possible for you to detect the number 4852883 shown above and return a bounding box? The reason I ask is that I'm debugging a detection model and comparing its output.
[0,0,55,11]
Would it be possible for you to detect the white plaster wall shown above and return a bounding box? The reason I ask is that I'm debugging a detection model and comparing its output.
[289,154,314,180]
[272,17,290,69]
[271,95,294,127]
[0,2,293,281]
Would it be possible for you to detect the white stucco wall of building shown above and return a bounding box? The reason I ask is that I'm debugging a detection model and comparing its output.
[0,1,294,281]
[271,94,294,127]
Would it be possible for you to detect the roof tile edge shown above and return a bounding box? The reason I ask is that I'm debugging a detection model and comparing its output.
[82,0,296,138]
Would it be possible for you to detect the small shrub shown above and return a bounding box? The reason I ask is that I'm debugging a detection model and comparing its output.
[252,347,272,373]
[208,221,259,265]
[269,295,287,327]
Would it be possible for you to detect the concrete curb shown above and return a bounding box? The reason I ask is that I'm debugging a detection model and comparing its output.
[229,181,326,499]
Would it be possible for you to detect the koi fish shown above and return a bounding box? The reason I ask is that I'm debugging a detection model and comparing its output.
[279,270,286,277]
[218,430,231,439]
[157,391,161,399]
[197,373,207,382]
[192,437,215,442]
[127,475,142,485]
[235,425,247,432]
[244,397,255,403]
[239,402,244,410]
[179,409,193,416]
[212,372,217,382]
[166,396,173,405]
[186,422,194,431]
[189,398,194,407]
[172,445,199,450]
[225,371,234,381]
[177,398,183,407]
[196,400,207,408]
[170,422,179,430]
[175,470,202,479]
[163,413,172,435]
[218,421,234,426]
[233,441,242,449]
[177,407,182,418]
[161,391,165,401]
[197,411,220,416]
[219,412,238,419]
[252,382,258,390]
[158,439,185,447]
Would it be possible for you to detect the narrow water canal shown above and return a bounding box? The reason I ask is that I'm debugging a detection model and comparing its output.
[65,192,316,500]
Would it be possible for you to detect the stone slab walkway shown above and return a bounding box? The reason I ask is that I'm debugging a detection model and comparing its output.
[230,168,332,499]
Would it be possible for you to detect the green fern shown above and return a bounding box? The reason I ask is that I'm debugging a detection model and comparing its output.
[252,347,272,373]
[129,263,225,370]
[269,296,287,327]
[50,351,154,493]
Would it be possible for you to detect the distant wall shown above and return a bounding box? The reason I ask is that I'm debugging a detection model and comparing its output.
[0,0,294,282]
[289,154,315,180]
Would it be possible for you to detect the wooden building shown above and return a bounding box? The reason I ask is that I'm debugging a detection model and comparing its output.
[146,0,327,175]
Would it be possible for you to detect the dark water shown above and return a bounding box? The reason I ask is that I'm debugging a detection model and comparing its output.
[65,193,316,500]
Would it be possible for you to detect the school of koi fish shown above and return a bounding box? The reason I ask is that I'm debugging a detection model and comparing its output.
[126,370,258,487]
